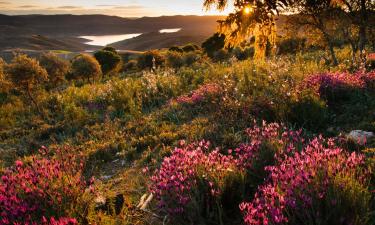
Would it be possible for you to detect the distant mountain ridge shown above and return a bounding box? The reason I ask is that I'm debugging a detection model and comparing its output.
[0,14,224,51]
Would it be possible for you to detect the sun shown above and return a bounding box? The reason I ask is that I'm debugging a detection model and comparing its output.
[243,6,253,14]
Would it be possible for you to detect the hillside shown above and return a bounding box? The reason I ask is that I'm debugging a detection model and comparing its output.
[0,14,224,51]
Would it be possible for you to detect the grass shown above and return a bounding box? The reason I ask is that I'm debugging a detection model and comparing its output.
[0,47,374,224]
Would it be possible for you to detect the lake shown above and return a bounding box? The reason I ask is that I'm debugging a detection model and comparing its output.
[159,28,181,33]
[80,33,142,46]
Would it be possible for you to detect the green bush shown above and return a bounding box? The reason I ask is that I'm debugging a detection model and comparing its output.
[137,50,165,70]
[94,48,122,76]
[183,52,200,66]
[39,52,70,87]
[70,54,102,82]
[213,49,230,62]
[169,46,184,53]
[122,59,138,72]
[287,90,328,131]
[182,44,199,52]
[166,51,184,69]
[202,33,226,57]
[6,54,48,113]
[277,38,306,55]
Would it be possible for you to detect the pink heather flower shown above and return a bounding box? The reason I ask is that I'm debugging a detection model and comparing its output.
[150,140,237,216]
[172,83,221,105]
[15,160,23,167]
[0,147,91,224]
[240,137,367,225]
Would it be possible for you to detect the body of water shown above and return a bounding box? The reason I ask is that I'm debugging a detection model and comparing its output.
[80,33,142,46]
[159,28,181,33]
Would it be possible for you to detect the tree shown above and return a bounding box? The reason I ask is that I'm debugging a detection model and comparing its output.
[94,48,122,76]
[203,0,290,59]
[102,46,117,53]
[39,52,70,87]
[6,54,48,113]
[71,54,101,83]
[202,33,226,57]
[288,0,340,65]
[0,59,11,93]
[336,0,375,57]
[137,50,165,70]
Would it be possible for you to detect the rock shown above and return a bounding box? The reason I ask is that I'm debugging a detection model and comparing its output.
[100,175,112,180]
[94,195,106,210]
[95,193,125,215]
[347,130,374,143]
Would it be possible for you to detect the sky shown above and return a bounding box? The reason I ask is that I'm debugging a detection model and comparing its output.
[0,0,233,17]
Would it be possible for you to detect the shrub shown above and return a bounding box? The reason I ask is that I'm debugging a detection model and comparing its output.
[172,83,221,105]
[39,52,70,87]
[169,46,184,53]
[183,52,200,66]
[0,147,94,224]
[232,47,254,60]
[122,59,138,72]
[150,122,306,224]
[166,51,184,69]
[102,46,117,53]
[202,33,226,57]
[70,54,101,83]
[182,44,199,52]
[150,141,242,224]
[137,50,165,70]
[277,38,306,55]
[94,48,122,75]
[287,90,328,131]
[240,137,371,225]
[301,72,365,104]
[6,54,48,113]
[213,49,230,62]
[0,58,11,93]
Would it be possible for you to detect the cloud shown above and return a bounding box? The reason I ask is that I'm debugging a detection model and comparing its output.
[0,1,10,4]
[96,5,118,7]
[112,5,145,10]
[56,6,82,9]
[18,5,37,8]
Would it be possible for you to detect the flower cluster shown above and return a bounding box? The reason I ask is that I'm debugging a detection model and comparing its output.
[240,137,368,225]
[150,140,237,215]
[301,72,365,97]
[0,147,93,225]
[173,83,221,105]
[301,71,375,103]
[234,121,304,169]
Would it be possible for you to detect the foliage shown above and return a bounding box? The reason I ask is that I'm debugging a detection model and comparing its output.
[122,59,138,72]
[70,54,101,82]
[94,49,122,75]
[241,137,371,225]
[137,50,165,70]
[0,147,94,224]
[166,51,184,69]
[169,46,184,53]
[150,140,241,224]
[182,44,200,52]
[40,52,70,87]
[277,38,307,55]
[6,54,48,113]
[300,71,374,105]
[202,33,226,57]
[0,58,11,93]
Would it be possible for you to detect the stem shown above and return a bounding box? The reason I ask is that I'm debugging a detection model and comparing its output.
[27,87,45,119]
